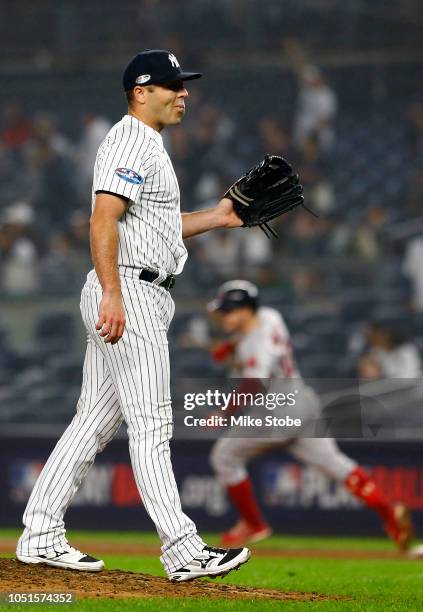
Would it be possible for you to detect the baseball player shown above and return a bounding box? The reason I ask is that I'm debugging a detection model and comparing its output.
[208,281,412,549]
[16,49,251,582]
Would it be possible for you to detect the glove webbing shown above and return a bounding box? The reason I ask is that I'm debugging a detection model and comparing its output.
[258,201,318,239]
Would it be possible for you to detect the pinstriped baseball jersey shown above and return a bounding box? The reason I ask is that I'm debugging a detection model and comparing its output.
[16,113,207,574]
[93,114,188,275]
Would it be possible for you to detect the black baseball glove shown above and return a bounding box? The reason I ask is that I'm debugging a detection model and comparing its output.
[225,155,306,238]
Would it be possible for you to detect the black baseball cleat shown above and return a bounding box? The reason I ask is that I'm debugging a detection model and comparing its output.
[17,546,104,572]
[168,545,251,582]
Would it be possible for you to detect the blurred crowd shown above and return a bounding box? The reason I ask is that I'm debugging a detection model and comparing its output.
[0,6,422,426]
[0,41,423,318]
[0,108,109,294]
[4,0,422,72]
[0,39,340,295]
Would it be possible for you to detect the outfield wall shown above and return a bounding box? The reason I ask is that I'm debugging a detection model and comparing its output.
[2,437,422,537]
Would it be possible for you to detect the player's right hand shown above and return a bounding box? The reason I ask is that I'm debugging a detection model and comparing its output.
[96,290,126,344]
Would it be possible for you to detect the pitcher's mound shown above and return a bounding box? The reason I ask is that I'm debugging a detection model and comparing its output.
[1,558,339,602]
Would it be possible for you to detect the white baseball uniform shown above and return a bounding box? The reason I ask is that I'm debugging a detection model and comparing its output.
[230,307,300,379]
[17,114,205,574]
[211,306,356,486]
[370,343,421,378]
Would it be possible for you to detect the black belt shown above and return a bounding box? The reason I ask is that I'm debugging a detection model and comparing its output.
[139,269,175,290]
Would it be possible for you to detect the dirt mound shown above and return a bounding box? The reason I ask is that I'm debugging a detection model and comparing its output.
[0,558,338,602]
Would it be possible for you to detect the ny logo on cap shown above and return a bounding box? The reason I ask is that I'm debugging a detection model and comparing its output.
[168,53,180,68]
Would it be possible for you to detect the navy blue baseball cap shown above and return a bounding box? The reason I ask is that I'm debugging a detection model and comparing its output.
[123,49,202,91]
[207,281,259,313]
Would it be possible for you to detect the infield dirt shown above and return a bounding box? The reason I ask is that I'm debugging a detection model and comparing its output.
[0,558,341,602]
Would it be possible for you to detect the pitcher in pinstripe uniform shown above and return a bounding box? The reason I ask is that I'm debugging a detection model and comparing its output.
[16,49,251,582]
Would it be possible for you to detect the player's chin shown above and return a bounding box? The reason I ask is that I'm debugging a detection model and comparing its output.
[172,109,185,124]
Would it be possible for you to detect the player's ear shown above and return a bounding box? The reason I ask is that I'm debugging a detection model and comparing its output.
[133,85,148,105]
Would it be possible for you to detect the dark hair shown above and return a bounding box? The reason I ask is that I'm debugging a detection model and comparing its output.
[369,321,405,348]
[125,90,135,106]
[125,85,155,107]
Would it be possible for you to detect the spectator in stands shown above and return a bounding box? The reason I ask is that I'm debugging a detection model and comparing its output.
[193,172,223,211]
[290,266,322,299]
[0,142,26,205]
[66,210,91,275]
[40,209,90,292]
[194,228,242,284]
[353,204,390,262]
[284,38,337,151]
[0,201,42,295]
[23,117,76,229]
[194,105,227,155]
[239,226,273,284]
[405,103,423,161]
[357,354,382,380]
[257,117,291,159]
[403,168,423,217]
[191,104,238,177]
[328,204,390,261]
[325,211,351,257]
[296,132,335,214]
[167,127,198,204]
[28,113,74,160]
[288,209,329,257]
[361,322,421,378]
[402,233,423,311]
[176,315,211,349]
[75,114,112,203]
[39,232,78,293]
[1,103,32,152]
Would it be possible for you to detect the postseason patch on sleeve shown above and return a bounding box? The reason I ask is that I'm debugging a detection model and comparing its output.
[115,167,144,185]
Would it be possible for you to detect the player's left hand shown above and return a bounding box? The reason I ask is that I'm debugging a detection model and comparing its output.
[222,155,305,238]
[215,197,244,229]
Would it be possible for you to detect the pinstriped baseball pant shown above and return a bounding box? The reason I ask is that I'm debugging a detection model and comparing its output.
[17,272,205,574]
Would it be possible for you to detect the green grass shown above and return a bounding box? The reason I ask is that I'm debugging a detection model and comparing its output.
[0,527,397,550]
[1,529,423,611]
